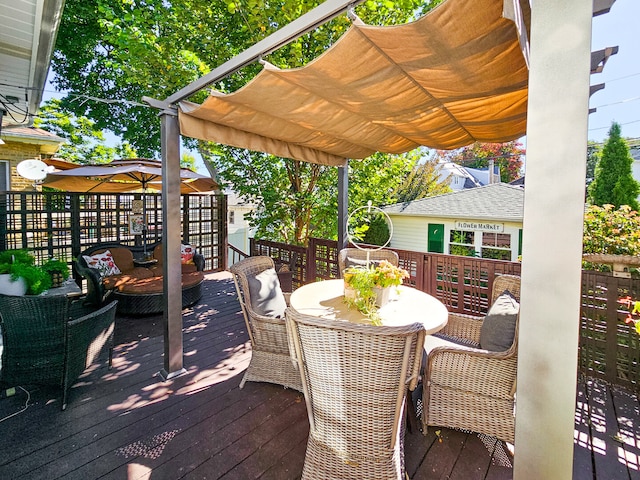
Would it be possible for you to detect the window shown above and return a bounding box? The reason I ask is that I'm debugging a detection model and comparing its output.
[0,161,8,191]
[449,230,475,257]
[229,211,235,224]
[481,232,512,260]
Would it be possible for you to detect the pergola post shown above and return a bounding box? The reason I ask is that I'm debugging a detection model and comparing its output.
[337,162,349,249]
[159,107,186,380]
[514,1,593,477]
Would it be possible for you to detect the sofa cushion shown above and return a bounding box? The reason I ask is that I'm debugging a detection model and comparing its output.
[479,290,520,352]
[108,247,135,272]
[116,271,203,294]
[102,268,156,290]
[147,263,198,276]
[83,250,121,278]
[247,267,287,318]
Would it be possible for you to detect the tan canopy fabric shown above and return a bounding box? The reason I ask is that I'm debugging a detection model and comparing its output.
[179,0,530,167]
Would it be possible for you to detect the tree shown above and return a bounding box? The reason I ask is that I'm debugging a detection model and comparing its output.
[436,141,525,183]
[588,122,639,210]
[51,0,443,244]
[392,151,451,202]
[205,145,416,245]
[34,99,136,163]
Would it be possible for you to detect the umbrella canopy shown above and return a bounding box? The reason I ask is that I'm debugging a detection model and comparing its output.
[42,158,219,194]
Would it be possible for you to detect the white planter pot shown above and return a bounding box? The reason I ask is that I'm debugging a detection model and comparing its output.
[0,274,28,296]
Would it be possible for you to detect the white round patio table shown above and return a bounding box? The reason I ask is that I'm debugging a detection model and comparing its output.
[289,278,448,334]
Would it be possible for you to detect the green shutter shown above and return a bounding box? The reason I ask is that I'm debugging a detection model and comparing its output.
[518,228,523,256]
[428,223,445,253]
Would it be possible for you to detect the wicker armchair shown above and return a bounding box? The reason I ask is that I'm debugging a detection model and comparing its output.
[0,294,117,410]
[229,256,302,391]
[285,307,425,480]
[337,247,399,278]
[422,274,521,444]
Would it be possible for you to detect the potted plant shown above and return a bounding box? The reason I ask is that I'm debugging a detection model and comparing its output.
[0,249,53,295]
[343,259,409,325]
[40,257,71,288]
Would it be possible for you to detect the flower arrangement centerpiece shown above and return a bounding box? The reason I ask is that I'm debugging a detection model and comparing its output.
[343,259,409,325]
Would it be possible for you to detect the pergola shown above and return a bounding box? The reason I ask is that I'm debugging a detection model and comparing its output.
[143,0,617,477]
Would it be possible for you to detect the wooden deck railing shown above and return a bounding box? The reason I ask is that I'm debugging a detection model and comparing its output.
[252,237,640,393]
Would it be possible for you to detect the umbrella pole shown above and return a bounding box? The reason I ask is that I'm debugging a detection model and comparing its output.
[143,187,148,257]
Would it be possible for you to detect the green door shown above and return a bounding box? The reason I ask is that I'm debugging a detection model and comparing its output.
[427,223,445,253]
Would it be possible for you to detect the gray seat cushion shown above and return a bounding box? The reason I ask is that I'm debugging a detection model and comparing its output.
[247,267,287,318]
[479,290,520,351]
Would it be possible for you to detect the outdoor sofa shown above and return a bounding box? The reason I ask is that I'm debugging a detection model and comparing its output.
[76,241,204,315]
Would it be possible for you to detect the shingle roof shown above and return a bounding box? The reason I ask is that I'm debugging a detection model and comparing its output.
[381,183,524,221]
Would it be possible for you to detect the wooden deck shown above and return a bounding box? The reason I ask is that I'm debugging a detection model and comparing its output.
[0,271,638,479]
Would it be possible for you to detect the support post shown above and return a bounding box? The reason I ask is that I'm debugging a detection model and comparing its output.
[514,1,593,477]
[159,107,186,380]
[337,162,349,249]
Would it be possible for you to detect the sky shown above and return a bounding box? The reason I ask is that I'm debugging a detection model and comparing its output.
[42,1,639,167]
[588,0,640,144]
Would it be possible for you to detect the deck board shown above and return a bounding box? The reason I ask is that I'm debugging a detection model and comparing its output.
[0,271,638,479]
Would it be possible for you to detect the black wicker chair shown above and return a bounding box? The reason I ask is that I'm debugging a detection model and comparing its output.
[0,294,117,410]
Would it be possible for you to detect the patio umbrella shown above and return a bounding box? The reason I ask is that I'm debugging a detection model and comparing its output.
[42,158,219,254]
[42,158,218,194]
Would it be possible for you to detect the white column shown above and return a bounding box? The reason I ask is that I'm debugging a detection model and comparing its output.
[515,1,593,478]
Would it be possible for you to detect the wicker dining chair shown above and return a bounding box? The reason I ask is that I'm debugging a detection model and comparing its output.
[422,274,521,444]
[337,247,399,278]
[0,294,117,410]
[229,256,302,391]
[285,307,425,480]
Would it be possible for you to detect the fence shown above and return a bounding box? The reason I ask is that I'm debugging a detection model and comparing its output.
[252,237,640,392]
[0,191,227,278]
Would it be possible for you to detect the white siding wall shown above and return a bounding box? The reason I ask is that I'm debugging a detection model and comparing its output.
[388,215,429,252]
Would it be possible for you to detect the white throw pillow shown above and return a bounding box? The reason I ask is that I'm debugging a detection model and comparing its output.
[83,250,121,278]
[247,267,287,318]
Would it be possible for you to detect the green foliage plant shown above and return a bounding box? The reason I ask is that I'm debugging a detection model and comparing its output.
[41,258,71,281]
[0,249,52,295]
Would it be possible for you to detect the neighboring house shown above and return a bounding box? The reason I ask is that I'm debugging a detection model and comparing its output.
[381,183,524,261]
[0,126,65,191]
[227,191,256,261]
[437,160,501,191]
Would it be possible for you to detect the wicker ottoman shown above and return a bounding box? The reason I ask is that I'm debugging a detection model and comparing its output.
[111,271,204,315]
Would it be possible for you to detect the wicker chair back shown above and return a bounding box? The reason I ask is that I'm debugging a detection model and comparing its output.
[285,307,425,480]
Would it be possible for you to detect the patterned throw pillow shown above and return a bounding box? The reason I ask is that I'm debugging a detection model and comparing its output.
[181,244,195,264]
[83,250,122,278]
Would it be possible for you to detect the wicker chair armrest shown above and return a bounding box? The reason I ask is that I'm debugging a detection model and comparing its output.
[75,258,105,306]
[426,345,517,399]
[63,300,117,409]
[193,251,205,271]
[438,312,484,344]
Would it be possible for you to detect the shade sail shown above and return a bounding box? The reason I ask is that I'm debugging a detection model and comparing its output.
[42,158,219,194]
[179,0,530,167]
